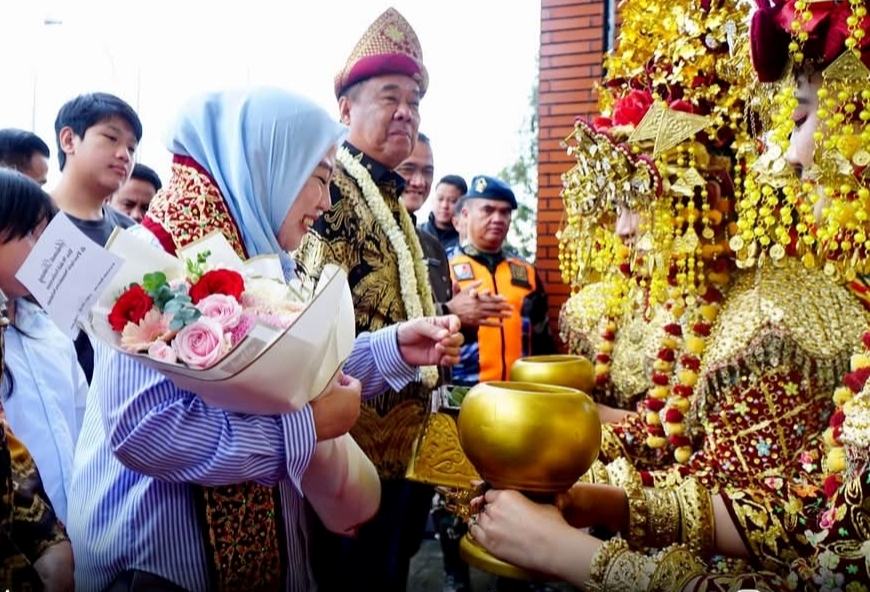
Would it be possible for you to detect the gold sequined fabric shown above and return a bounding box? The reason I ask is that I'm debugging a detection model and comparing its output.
[598,259,868,579]
[560,281,662,410]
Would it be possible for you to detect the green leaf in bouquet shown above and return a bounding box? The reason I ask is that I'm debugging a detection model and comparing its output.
[151,286,177,311]
[142,272,167,294]
[168,305,202,331]
[185,250,212,283]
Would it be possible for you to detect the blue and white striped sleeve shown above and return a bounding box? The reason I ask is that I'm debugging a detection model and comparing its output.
[95,344,316,490]
[343,324,419,400]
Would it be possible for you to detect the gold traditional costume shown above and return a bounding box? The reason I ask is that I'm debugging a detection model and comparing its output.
[578,0,870,589]
[296,146,436,478]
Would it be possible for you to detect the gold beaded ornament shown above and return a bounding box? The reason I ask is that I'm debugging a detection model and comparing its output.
[737,0,870,277]
[558,0,756,462]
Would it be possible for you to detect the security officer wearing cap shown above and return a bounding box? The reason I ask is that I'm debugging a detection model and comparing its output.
[449,175,556,386]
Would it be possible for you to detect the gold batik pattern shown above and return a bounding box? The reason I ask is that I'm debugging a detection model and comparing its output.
[294,163,431,479]
[144,157,284,592]
[0,425,68,592]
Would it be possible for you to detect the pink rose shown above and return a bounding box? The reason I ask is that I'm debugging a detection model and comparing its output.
[172,317,229,369]
[148,341,178,364]
[228,313,256,347]
[196,293,242,331]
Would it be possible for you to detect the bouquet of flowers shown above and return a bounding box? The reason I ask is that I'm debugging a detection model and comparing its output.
[84,229,355,415]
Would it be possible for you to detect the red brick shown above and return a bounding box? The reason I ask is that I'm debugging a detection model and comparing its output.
[539,160,573,175]
[543,3,605,19]
[541,40,605,59]
[541,28,603,46]
[541,53,603,70]
[540,64,601,82]
[542,15,604,32]
[546,101,600,117]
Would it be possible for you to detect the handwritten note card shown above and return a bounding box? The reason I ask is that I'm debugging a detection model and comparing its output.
[16,214,123,338]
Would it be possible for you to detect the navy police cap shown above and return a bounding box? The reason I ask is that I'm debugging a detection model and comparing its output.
[464,175,517,209]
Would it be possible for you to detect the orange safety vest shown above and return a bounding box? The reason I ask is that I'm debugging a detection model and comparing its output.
[449,251,537,383]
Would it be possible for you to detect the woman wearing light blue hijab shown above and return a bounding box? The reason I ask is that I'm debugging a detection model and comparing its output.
[68,87,463,592]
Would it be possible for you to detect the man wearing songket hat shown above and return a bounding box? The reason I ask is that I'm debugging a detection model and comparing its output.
[294,8,442,591]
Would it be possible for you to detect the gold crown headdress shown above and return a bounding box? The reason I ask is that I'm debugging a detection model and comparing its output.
[558,118,662,291]
[737,0,870,276]
[595,0,755,462]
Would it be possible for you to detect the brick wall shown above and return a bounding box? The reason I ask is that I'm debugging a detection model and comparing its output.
[537,0,610,347]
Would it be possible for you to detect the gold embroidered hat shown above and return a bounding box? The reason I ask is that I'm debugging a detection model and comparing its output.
[334,7,428,98]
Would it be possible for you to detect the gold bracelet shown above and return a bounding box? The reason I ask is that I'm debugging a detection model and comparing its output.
[586,538,644,591]
[581,459,611,485]
[644,487,682,549]
[647,545,708,592]
[606,457,647,548]
[677,477,715,557]
[586,537,629,590]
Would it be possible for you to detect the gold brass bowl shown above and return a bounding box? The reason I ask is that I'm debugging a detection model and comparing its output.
[458,381,601,492]
[509,354,595,393]
[456,381,601,579]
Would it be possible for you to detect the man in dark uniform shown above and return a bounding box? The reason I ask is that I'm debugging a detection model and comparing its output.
[449,175,556,386]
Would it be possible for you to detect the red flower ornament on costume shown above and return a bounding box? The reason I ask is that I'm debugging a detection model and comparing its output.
[750,0,870,82]
[825,330,870,483]
[612,90,654,126]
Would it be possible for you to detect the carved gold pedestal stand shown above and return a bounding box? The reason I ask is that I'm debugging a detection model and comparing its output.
[405,355,600,581]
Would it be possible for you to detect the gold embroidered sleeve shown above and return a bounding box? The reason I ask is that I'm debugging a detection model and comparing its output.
[718,481,824,574]
[585,539,788,592]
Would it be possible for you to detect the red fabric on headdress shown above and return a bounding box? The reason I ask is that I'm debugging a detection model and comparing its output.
[750,0,870,82]
[334,7,428,98]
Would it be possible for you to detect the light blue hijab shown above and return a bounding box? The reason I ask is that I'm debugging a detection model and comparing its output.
[167,87,347,273]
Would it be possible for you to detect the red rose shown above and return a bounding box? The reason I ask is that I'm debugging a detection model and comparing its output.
[843,367,870,393]
[664,323,683,337]
[664,408,684,423]
[672,384,694,397]
[108,285,154,332]
[657,348,676,362]
[612,90,653,127]
[189,269,245,304]
[652,372,670,386]
[668,435,690,447]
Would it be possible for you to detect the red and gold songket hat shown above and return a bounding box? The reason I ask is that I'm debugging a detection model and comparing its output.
[333,7,428,98]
